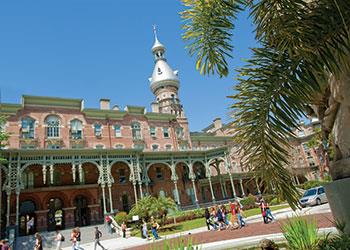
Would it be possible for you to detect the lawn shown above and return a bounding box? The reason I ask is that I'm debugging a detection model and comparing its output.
[131,204,289,237]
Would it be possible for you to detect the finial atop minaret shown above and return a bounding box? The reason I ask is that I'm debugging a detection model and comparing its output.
[151,25,165,56]
[153,24,158,42]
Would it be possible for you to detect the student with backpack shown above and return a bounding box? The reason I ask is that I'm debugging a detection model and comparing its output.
[94,226,106,250]
[55,230,64,250]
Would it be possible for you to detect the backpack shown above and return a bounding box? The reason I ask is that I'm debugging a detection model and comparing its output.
[60,234,65,242]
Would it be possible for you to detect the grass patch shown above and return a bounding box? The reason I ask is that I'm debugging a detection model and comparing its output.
[131,204,289,237]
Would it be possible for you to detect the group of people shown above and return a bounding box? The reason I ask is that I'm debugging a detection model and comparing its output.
[141,216,160,240]
[204,200,246,231]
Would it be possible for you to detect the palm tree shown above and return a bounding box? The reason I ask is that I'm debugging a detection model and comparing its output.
[181,0,350,230]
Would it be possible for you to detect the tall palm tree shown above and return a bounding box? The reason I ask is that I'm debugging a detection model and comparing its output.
[181,0,350,229]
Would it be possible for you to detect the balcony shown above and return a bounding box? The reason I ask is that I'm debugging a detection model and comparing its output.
[70,137,87,148]
[19,137,39,149]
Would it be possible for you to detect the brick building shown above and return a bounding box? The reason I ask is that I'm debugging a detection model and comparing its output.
[0,33,257,235]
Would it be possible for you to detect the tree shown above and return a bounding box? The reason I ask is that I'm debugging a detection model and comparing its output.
[181,0,350,222]
[128,196,176,225]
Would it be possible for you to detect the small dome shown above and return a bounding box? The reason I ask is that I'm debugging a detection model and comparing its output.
[152,38,165,53]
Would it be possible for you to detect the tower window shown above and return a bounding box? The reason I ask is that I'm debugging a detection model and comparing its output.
[157,67,162,75]
[163,127,169,138]
[165,144,172,151]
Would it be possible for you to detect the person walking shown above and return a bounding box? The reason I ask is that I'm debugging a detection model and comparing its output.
[150,217,160,240]
[0,239,11,250]
[70,228,78,250]
[141,219,150,239]
[235,200,246,228]
[259,199,268,224]
[264,201,275,222]
[94,226,106,250]
[55,230,64,250]
[204,208,214,230]
[75,227,83,250]
[34,233,43,250]
[121,222,127,238]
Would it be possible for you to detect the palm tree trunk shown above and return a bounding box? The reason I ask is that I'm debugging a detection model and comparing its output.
[323,71,350,234]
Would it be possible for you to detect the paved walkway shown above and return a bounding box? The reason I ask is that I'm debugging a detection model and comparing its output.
[127,212,334,250]
[16,204,332,250]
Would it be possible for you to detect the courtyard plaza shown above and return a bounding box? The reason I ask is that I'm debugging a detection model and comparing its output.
[16,204,333,250]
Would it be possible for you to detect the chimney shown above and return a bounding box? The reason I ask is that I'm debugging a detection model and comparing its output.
[100,99,110,110]
[213,118,222,130]
[112,105,119,111]
[151,102,159,113]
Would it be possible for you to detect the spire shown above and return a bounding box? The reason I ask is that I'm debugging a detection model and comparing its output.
[149,26,179,94]
[151,25,166,56]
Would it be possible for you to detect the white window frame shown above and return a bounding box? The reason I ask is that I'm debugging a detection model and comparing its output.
[163,127,170,138]
[94,123,102,137]
[114,124,122,137]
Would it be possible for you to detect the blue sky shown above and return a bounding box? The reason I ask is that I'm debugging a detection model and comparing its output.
[0,0,257,131]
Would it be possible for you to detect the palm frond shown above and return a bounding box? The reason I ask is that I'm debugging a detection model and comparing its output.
[230,47,322,209]
[181,0,245,77]
[251,0,350,77]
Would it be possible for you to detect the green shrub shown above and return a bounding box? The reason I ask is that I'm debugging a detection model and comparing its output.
[318,220,350,250]
[115,211,128,225]
[270,197,280,206]
[298,180,329,190]
[149,236,202,250]
[282,216,319,250]
[240,194,258,209]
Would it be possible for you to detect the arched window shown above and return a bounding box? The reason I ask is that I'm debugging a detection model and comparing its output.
[21,117,35,139]
[45,115,60,138]
[131,122,141,140]
[152,144,159,151]
[95,144,104,149]
[70,119,83,139]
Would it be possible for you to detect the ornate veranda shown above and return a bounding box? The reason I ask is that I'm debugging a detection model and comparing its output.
[0,147,257,232]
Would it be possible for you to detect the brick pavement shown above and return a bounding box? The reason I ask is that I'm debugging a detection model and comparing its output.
[126,212,334,250]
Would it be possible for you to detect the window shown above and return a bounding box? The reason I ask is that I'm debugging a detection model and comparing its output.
[115,144,124,149]
[132,122,141,140]
[318,187,325,194]
[163,127,169,138]
[95,144,104,149]
[114,125,122,137]
[298,130,305,137]
[47,144,60,149]
[156,167,163,179]
[45,115,60,138]
[175,127,184,139]
[70,119,83,139]
[152,144,159,151]
[133,144,144,150]
[165,144,172,151]
[119,169,126,183]
[150,126,156,137]
[94,124,102,137]
[21,117,35,139]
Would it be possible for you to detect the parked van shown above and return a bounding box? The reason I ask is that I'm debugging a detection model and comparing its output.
[299,186,328,208]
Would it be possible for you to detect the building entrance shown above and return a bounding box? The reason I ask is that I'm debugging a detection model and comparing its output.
[47,198,64,231]
[19,200,36,236]
[74,195,90,227]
